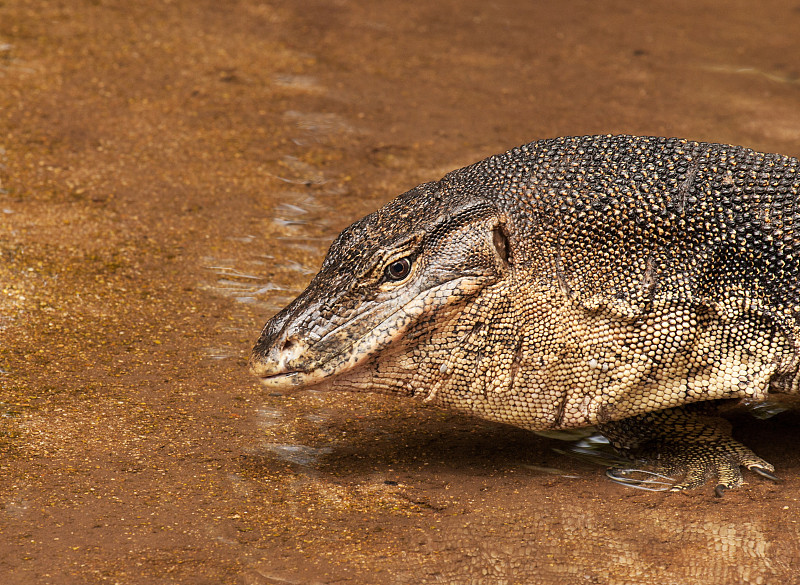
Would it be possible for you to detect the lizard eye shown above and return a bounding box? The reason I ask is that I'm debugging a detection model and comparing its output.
[385,256,413,281]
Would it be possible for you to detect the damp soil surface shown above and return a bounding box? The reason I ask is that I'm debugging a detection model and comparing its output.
[2,1,800,583]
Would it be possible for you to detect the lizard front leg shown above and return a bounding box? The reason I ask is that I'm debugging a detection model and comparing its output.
[598,406,779,495]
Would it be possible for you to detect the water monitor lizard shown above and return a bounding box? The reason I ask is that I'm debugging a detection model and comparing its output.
[250,134,799,494]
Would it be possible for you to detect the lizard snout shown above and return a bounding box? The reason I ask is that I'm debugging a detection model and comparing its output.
[249,332,307,383]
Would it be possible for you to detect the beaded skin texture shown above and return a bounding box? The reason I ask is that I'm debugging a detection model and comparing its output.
[251,135,799,491]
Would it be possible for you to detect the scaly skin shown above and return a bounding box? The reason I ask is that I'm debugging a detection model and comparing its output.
[251,135,800,492]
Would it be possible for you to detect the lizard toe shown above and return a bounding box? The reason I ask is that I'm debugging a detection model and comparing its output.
[748,464,780,482]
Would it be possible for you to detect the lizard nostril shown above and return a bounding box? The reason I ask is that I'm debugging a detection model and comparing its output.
[281,337,298,355]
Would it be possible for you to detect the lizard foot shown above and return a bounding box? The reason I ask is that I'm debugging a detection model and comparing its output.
[653,438,777,495]
[598,406,780,495]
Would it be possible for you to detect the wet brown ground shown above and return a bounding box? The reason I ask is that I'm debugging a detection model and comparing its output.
[2,0,800,583]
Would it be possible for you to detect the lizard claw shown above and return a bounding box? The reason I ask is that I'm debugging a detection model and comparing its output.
[711,459,779,498]
[749,465,780,482]
[605,468,675,492]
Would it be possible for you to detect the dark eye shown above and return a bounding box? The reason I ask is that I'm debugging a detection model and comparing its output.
[385,256,413,281]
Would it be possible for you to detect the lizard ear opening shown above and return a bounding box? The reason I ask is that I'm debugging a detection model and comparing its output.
[492,225,511,267]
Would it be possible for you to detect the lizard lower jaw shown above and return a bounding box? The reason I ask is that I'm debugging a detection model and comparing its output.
[253,370,307,389]
[250,359,331,390]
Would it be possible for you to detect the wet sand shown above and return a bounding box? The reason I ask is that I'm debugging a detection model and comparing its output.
[2,0,800,583]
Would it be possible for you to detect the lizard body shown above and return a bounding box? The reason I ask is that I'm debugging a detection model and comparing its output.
[251,135,800,492]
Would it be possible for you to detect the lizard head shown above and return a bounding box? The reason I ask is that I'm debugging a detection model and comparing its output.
[249,179,513,396]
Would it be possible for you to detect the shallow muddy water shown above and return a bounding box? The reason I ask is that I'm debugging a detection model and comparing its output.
[2,0,800,583]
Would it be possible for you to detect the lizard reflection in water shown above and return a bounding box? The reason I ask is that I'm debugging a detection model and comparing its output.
[250,135,799,495]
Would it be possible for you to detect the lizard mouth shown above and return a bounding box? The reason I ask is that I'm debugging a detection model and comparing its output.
[251,275,488,391]
[257,371,298,381]
[252,369,310,389]
[250,353,344,389]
